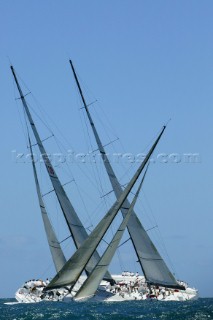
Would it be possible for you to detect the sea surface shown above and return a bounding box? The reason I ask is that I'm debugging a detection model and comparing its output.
[0,298,212,320]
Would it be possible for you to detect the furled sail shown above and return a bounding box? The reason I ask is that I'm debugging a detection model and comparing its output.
[45,125,166,290]
[74,169,146,301]
[28,134,66,273]
[11,66,111,279]
[69,60,183,290]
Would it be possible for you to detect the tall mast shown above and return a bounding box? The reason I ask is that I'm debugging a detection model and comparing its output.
[11,65,111,278]
[69,61,182,289]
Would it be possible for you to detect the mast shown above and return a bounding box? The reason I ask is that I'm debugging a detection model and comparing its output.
[46,125,166,290]
[11,65,111,278]
[28,134,66,273]
[69,61,183,290]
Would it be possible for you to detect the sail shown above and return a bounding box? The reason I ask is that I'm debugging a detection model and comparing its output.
[28,134,66,273]
[45,125,166,290]
[69,61,183,290]
[11,66,111,279]
[74,170,146,300]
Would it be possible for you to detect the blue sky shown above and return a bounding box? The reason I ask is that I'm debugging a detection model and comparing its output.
[0,0,213,298]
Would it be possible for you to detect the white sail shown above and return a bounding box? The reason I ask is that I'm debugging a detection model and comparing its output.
[11,66,111,279]
[69,61,183,290]
[74,169,146,300]
[28,135,66,273]
[45,125,166,290]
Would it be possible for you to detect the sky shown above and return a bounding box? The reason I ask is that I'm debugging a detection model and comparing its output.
[0,0,213,298]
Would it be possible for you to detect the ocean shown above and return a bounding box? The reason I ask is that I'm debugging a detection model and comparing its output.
[0,298,213,320]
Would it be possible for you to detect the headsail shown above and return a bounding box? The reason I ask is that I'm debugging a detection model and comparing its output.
[28,134,66,273]
[11,66,111,279]
[69,60,183,290]
[45,125,166,290]
[74,169,146,300]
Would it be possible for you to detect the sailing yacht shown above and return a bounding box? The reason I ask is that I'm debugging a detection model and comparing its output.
[11,64,198,303]
[68,61,198,301]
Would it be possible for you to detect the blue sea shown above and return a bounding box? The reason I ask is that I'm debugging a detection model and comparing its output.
[0,298,212,320]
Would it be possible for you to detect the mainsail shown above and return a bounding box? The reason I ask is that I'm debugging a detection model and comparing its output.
[74,169,146,301]
[69,60,183,290]
[45,125,166,290]
[28,134,66,273]
[11,66,111,278]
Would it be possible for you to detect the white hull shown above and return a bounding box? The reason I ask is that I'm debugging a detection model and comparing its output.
[15,274,198,303]
[106,274,199,302]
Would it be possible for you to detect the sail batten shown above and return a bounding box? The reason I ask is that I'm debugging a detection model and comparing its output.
[69,60,181,289]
